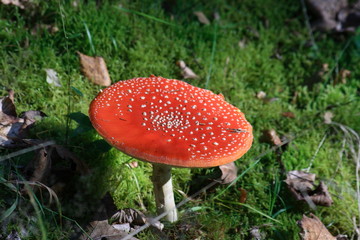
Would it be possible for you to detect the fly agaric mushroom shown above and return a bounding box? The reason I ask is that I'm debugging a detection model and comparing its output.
[89,75,253,222]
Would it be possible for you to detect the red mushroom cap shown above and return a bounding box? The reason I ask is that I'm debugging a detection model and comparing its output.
[89,76,253,168]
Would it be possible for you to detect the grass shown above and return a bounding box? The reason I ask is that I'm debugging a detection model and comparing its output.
[1,0,360,239]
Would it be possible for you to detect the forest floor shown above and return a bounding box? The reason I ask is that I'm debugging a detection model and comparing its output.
[1,0,360,239]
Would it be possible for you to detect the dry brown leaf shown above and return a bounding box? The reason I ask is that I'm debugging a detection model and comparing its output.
[261,129,282,146]
[176,60,198,79]
[193,11,210,25]
[285,170,333,207]
[31,24,59,35]
[298,213,336,240]
[24,144,89,195]
[28,148,52,182]
[110,208,163,230]
[0,91,46,148]
[305,0,360,32]
[334,69,351,85]
[0,90,17,125]
[80,220,138,240]
[219,161,238,184]
[239,188,247,204]
[54,145,90,175]
[78,52,111,86]
[282,112,296,118]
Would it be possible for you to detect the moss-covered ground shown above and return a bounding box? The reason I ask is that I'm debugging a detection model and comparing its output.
[1,0,360,239]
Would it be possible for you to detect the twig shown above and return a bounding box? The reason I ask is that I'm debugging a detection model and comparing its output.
[300,0,318,50]
[0,141,56,163]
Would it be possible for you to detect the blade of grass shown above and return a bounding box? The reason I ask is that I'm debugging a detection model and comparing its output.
[24,183,47,240]
[83,21,96,55]
[217,199,282,224]
[0,141,55,163]
[0,194,18,222]
[118,7,177,27]
[205,23,218,88]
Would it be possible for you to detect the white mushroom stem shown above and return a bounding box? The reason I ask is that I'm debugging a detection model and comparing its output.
[151,163,178,222]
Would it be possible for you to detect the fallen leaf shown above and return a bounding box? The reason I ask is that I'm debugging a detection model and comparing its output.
[110,208,163,231]
[239,188,247,203]
[32,24,59,35]
[27,147,51,183]
[176,60,198,79]
[193,11,210,25]
[219,161,238,184]
[24,144,89,194]
[0,90,17,125]
[285,170,333,207]
[305,0,360,32]
[0,91,46,148]
[78,52,111,86]
[334,69,351,85]
[5,230,21,240]
[261,129,282,146]
[282,112,296,118]
[298,213,336,240]
[238,39,246,49]
[256,91,267,99]
[80,220,138,240]
[324,111,334,124]
[318,63,329,77]
[45,69,61,87]
[54,145,90,175]
[249,227,265,240]
[1,0,26,9]
[305,0,347,31]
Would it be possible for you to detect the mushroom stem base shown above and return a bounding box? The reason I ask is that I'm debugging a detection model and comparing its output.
[152,164,178,222]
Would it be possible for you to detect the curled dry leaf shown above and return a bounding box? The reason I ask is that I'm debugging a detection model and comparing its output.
[219,161,238,184]
[285,170,333,207]
[78,52,111,86]
[24,144,89,195]
[193,11,210,25]
[305,0,360,32]
[0,91,46,148]
[239,188,247,203]
[110,208,163,231]
[298,213,336,240]
[282,112,296,118]
[176,60,198,79]
[334,69,351,85]
[45,69,61,87]
[261,129,282,146]
[80,220,139,240]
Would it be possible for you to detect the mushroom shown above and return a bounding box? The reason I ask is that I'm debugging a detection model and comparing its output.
[89,75,253,222]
